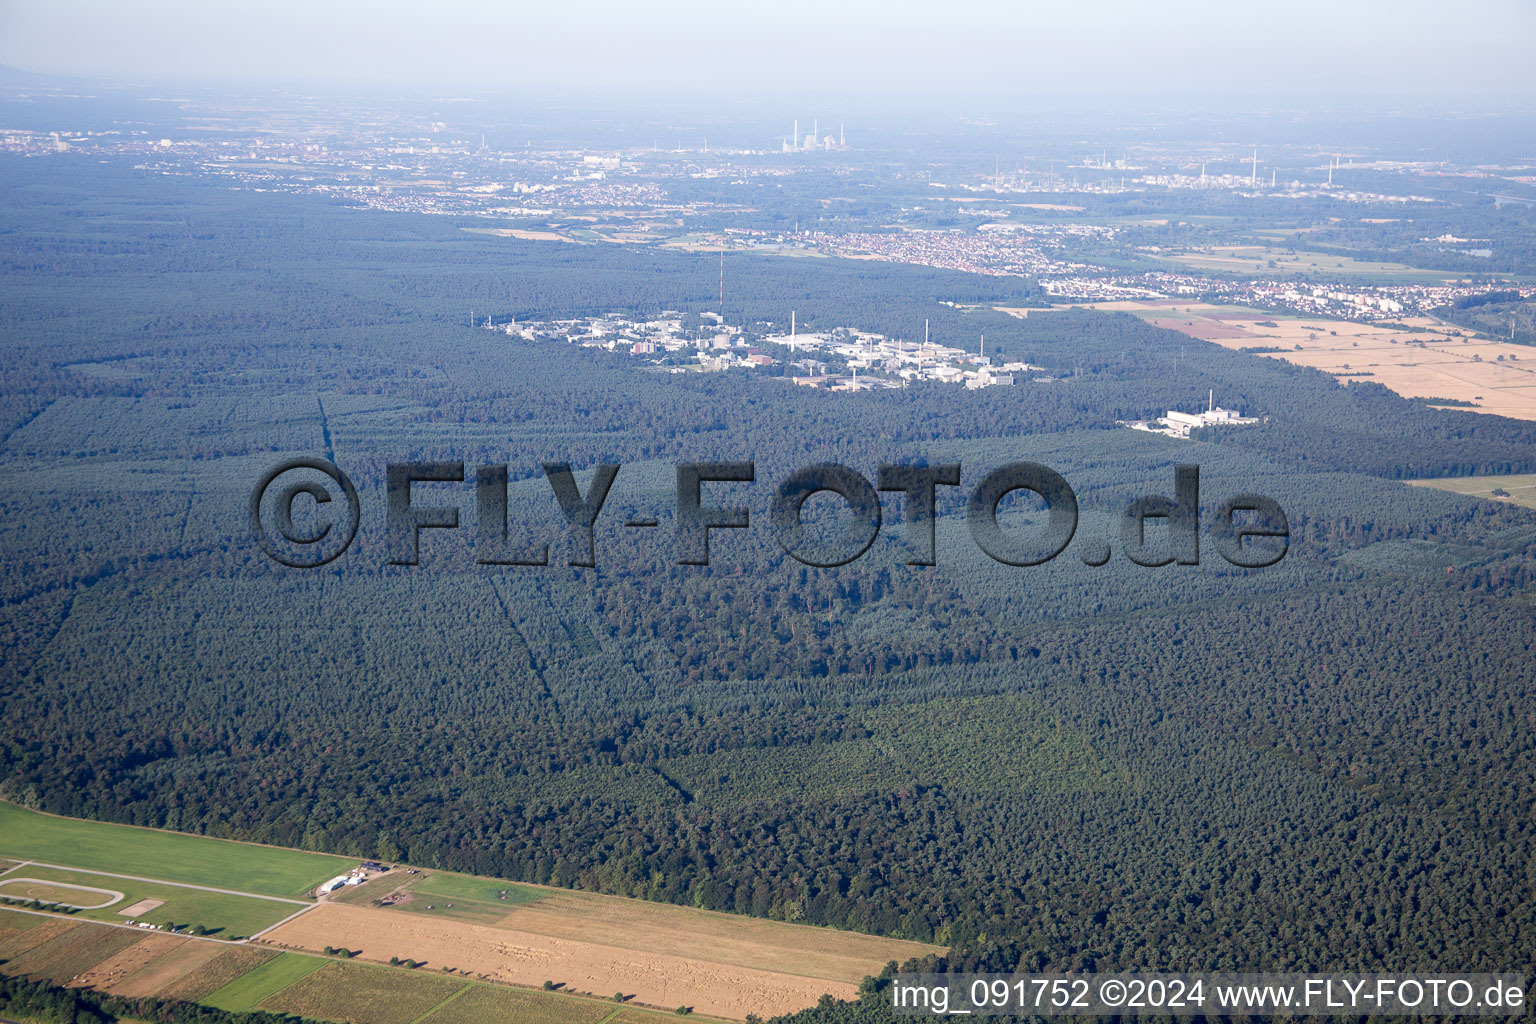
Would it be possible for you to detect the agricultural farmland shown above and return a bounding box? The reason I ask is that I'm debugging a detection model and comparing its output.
[1407,473,1536,509]
[257,960,464,1024]
[0,801,351,898]
[154,944,281,1001]
[0,909,729,1024]
[0,919,143,985]
[1154,245,1456,283]
[418,984,618,1024]
[260,901,891,1019]
[290,869,938,1016]
[0,804,938,1020]
[1077,301,1536,420]
[202,951,327,1011]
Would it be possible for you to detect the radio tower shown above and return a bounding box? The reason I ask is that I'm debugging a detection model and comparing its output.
[719,250,724,317]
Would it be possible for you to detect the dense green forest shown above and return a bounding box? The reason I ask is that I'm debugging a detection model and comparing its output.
[1,158,1533,1009]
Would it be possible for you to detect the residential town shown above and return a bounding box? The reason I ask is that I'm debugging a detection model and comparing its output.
[8,97,1532,330]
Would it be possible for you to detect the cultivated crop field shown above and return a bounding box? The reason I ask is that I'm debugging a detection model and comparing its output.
[499,888,938,980]
[1407,473,1536,509]
[0,913,73,964]
[93,934,235,997]
[154,944,280,1000]
[0,908,733,1024]
[1080,302,1536,420]
[418,984,618,1024]
[0,919,142,984]
[1155,245,1458,283]
[203,951,328,1011]
[0,805,935,1020]
[317,866,939,1016]
[260,898,935,1019]
[69,932,186,991]
[257,960,465,1024]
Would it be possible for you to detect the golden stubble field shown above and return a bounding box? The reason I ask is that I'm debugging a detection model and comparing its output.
[1408,473,1536,510]
[260,892,938,1020]
[1053,302,1536,421]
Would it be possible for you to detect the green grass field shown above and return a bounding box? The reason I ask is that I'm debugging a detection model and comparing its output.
[1407,474,1536,510]
[0,862,300,937]
[411,872,547,909]
[419,984,618,1024]
[202,950,328,1011]
[259,961,467,1024]
[0,800,351,898]
[157,945,281,1002]
[332,869,548,926]
[0,875,119,908]
[605,1009,719,1024]
[1156,245,1457,284]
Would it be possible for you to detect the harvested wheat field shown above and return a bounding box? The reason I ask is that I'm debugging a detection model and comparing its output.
[1206,316,1536,419]
[4,922,141,984]
[471,228,575,243]
[1145,317,1253,340]
[1074,301,1536,421]
[69,932,185,991]
[1408,473,1536,510]
[0,913,74,959]
[66,933,215,994]
[155,944,280,1001]
[107,934,232,997]
[497,890,933,982]
[261,902,927,1019]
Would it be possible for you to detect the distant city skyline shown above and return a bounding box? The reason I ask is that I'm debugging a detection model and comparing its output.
[2,0,1535,109]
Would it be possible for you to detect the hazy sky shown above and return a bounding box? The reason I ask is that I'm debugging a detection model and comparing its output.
[3,0,1534,106]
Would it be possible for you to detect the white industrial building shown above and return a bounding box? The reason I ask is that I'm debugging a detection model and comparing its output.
[1124,392,1259,439]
